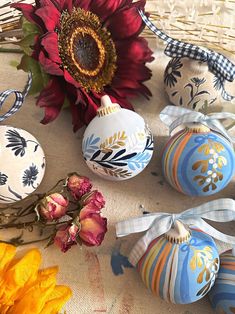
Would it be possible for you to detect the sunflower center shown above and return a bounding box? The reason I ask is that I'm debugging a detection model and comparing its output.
[71,27,105,75]
[58,8,117,92]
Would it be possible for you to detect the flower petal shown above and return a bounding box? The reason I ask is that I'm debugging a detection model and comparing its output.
[36,78,65,124]
[35,5,60,31]
[90,0,128,21]
[106,0,146,40]
[73,0,92,10]
[116,37,154,64]
[39,50,63,75]
[40,32,61,64]
[11,3,43,29]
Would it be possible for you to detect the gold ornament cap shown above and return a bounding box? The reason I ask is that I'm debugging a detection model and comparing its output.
[165,220,191,244]
[97,95,121,117]
[185,122,210,133]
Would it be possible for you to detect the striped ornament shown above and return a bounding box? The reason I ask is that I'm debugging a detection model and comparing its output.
[137,228,219,304]
[162,124,235,196]
[209,250,235,314]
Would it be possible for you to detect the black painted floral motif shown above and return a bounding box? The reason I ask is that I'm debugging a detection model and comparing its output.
[0,173,8,185]
[5,129,39,157]
[164,58,183,88]
[184,77,209,108]
[22,164,39,188]
[6,130,27,157]
[213,76,223,91]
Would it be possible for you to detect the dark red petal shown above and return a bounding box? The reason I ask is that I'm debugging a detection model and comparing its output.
[11,3,43,29]
[35,6,60,31]
[39,50,63,75]
[73,0,92,10]
[90,0,127,21]
[41,32,61,64]
[116,37,154,64]
[106,0,146,40]
[36,78,65,123]
[64,70,81,89]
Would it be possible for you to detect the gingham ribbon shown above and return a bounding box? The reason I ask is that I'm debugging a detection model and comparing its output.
[139,10,235,101]
[159,105,235,144]
[116,198,235,266]
[0,72,32,122]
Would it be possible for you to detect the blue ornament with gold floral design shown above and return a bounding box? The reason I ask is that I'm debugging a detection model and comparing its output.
[82,95,154,180]
[137,221,219,304]
[209,250,235,314]
[162,123,235,196]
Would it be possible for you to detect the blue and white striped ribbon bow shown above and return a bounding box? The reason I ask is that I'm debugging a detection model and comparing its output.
[139,10,235,101]
[159,105,235,144]
[116,198,235,266]
[0,72,32,122]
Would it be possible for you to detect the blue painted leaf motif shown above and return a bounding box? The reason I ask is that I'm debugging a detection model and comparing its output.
[83,134,100,159]
[126,152,152,171]
[0,173,8,185]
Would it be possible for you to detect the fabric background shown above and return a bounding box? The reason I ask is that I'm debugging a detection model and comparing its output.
[0,39,235,314]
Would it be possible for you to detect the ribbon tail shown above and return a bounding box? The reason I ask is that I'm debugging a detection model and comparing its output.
[0,72,32,122]
[193,217,235,245]
[138,10,175,45]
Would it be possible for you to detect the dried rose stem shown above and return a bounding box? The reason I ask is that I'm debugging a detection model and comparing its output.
[0,236,52,246]
[0,219,71,230]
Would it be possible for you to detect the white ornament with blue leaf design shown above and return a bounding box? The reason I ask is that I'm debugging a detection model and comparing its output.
[82,95,154,180]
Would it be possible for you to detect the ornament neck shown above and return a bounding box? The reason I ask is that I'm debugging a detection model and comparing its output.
[165,220,191,244]
[189,59,208,75]
[185,122,210,133]
[97,95,121,117]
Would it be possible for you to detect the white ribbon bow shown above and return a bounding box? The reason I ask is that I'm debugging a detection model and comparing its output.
[159,106,235,144]
[116,199,235,266]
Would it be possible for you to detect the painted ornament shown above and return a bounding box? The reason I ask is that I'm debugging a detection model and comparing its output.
[139,11,235,111]
[164,57,235,111]
[82,95,153,180]
[0,126,46,204]
[137,221,219,304]
[209,250,235,314]
[162,123,235,196]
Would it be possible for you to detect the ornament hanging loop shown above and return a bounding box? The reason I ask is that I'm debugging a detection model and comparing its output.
[0,72,32,122]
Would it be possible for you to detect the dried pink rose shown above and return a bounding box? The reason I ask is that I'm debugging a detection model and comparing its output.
[78,201,107,246]
[54,225,76,253]
[38,193,69,221]
[67,173,92,200]
[81,190,105,209]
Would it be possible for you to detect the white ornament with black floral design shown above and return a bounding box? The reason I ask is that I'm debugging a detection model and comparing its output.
[82,95,154,180]
[0,125,46,204]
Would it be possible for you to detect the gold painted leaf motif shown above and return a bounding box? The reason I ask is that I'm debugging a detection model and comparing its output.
[103,167,132,178]
[192,160,208,173]
[100,131,127,153]
[212,142,225,153]
[198,144,210,155]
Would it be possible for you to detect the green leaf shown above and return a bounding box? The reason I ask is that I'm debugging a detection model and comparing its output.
[10,60,20,68]
[17,55,50,95]
[21,16,40,36]
[17,33,36,55]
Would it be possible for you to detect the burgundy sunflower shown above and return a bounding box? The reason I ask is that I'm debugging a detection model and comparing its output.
[12,0,154,131]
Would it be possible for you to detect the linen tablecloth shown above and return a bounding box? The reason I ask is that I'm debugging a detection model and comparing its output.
[0,39,235,314]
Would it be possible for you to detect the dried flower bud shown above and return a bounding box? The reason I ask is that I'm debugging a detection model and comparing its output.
[38,193,69,221]
[81,190,105,209]
[67,173,92,200]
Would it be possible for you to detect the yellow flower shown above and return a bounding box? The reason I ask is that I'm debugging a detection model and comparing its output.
[0,243,72,314]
